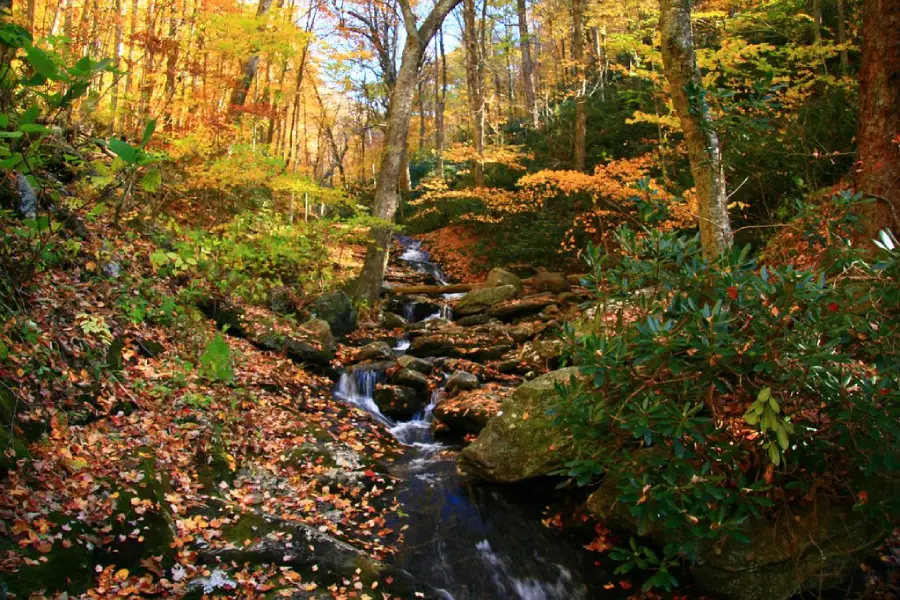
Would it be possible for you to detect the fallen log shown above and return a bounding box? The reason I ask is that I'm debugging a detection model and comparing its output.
[388,283,476,295]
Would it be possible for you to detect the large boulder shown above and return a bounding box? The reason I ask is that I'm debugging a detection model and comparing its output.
[445,370,479,393]
[408,335,455,358]
[486,293,557,322]
[433,385,510,438]
[457,367,587,482]
[397,354,432,374]
[531,272,570,293]
[381,311,408,330]
[312,291,357,338]
[483,268,523,293]
[455,285,519,317]
[390,368,429,393]
[586,476,882,600]
[373,385,427,419]
[353,341,395,363]
[298,317,334,357]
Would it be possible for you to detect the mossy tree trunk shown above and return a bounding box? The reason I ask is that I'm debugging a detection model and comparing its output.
[659,0,733,259]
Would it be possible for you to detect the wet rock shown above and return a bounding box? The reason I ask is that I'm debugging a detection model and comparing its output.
[433,384,511,437]
[457,314,492,327]
[408,335,455,358]
[484,268,523,293]
[532,272,570,293]
[397,354,432,374]
[445,370,479,393]
[557,292,579,304]
[382,311,408,330]
[312,291,357,338]
[486,293,557,321]
[458,367,588,483]
[391,368,429,393]
[354,341,394,363]
[586,473,882,600]
[455,285,519,316]
[350,359,395,374]
[541,304,560,318]
[374,385,427,419]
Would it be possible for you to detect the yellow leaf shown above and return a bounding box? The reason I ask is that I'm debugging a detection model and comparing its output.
[115,568,130,580]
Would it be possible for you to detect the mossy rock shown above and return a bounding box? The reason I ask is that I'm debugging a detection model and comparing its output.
[455,285,519,317]
[457,367,588,482]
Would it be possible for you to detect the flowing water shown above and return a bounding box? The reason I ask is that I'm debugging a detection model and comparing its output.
[333,236,621,600]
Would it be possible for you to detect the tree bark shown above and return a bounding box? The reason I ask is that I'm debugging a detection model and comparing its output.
[463,0,486,187]
[354,0,465,304]
[229,0,275,112]
[856,0,900,229]
[836,0,849,74]
[659,0,733,259]
[573,0,586,171]
[435,26,447,177]
[516,0,538,127]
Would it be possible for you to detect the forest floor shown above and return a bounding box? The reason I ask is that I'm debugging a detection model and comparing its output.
[1,211,898,600]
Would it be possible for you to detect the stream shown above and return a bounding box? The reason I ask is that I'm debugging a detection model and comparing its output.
[333,237,622,600]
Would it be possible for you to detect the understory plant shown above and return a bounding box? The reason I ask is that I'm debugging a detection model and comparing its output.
[554,208,899,590]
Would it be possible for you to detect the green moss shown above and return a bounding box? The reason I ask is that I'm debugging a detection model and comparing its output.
[221,511,279,545]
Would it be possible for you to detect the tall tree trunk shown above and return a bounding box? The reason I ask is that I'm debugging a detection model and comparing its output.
[354,0,465,303]
[110,0,124,132]
[435,27,447,178]
[229,0,275,112]
[573,0,586,171]
[659,0,733,258]
[463,0,485,186]
[856,0,900,229]
[837,0,849,74]
[516,0,538,127]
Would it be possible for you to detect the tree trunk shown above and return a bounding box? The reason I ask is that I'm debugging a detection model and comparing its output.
[659,0,733,258]
[435,27,447,178]
[573,0,586,171]
[837,0,849,74]
[463,0,486,187]
[516,0,538,127]
[856,0,900,229]
[354,0,464,303]
[229,0,275,112]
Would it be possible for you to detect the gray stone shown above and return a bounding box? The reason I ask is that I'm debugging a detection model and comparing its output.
[445,370,479,393]
[353,341,394,363]
[457,314,492,327]
[381,312,408,330]
[532,272,570,293]
[484,268,523,293]
[15,173,36,218]
[391,368,429,393]
[299,317,334,357]
[397,354,432,374]
[455,285,519,317]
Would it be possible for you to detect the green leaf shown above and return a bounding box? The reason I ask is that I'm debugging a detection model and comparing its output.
[141,119,157,147]
[757,387,771,403]
[776,425,790,450]
[767,443,781,466]
[21,105,39,125]
[0,131,23,138]
[24,44,59,80]
[140,167,162,192]
[108,138,137,164]
[0,340,8,360]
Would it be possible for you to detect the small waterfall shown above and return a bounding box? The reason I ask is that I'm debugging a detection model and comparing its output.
[390,389,442,446]
[475,540,584,600]
[333,369,392,426]
[394,338,411,352]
